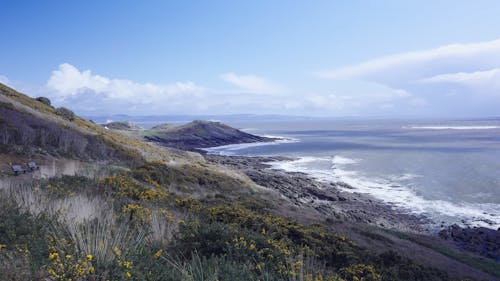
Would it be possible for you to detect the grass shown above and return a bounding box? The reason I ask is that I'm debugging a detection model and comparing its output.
[0,168,470,281]
[382,228,500,278]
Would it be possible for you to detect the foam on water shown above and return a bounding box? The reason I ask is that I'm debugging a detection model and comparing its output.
[269,156,500,230]
[407,125,500,130]
[202,136,299,156]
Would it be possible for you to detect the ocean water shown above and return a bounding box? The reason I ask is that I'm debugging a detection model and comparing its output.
[203,118,500,230]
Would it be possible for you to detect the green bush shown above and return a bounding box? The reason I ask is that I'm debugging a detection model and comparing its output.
[35,96,52,107]
[0,101,15,110]
[55,107,76,121]
[0,199,51,273]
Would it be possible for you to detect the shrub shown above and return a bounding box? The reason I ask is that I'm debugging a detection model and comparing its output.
[44,175,96,197]
[35,97,52,107]
[0,101,15,110]
[100,174,169,202]
[55,107,76,121]
[0,198,51,272]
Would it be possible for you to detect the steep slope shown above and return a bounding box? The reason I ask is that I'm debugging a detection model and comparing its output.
[0,101,130,161]
[0,82,255,187]
[0,88,133,162]
[0,83,204,166]
[144,120,275,149]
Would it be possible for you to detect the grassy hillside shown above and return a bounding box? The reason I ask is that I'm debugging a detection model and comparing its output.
[0,83,497,281]
[0,83,211,166]
[143,120,273,150]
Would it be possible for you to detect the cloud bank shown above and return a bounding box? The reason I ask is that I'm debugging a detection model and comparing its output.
[38,63,431,116]
[47,63,204,101]
[316,38,500,115]
[28,38,500,118]
[317,39,500,83]
[45,63,206,114]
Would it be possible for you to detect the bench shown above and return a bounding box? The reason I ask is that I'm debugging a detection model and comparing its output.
[11,165,26,176]
[27,162,39,171]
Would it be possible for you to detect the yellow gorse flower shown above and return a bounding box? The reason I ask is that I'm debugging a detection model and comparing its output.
[49,252,59,260]
[153,249,163,259]
[86,254,93,261]
[123,261,132,269]
[113,247,122,257]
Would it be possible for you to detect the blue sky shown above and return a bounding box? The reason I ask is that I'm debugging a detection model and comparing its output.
[2,1,500,117]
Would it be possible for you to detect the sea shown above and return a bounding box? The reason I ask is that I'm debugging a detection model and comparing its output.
[199,118,500,231]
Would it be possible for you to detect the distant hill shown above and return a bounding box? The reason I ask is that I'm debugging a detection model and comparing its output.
[150,123,176,131]
[144,120,275,150]
[103,121,142,131]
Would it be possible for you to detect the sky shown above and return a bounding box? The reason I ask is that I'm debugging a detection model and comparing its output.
[2,1,500,117]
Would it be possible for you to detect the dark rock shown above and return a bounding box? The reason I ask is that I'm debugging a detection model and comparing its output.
[439,224,500,260]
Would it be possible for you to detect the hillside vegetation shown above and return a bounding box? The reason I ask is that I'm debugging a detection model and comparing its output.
[0,83,497,281]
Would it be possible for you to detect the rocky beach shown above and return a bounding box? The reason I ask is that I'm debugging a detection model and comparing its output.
[206,154,429,232]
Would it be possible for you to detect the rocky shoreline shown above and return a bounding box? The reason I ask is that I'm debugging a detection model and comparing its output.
[206,154,430,233]
[205,154,500,262]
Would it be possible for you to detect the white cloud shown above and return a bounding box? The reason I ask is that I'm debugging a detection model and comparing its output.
[420,68,500,91]
[43,64,310,116]
[47,63,204,100]
[304,82,420,113]
[317,39,500,81]
[44,63,208,114]
[316,38,500,114]
[220,72,284,95]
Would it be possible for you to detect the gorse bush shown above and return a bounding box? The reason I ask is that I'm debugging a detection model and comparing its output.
[101,174,169,202]
[132,161,246,193]
[0,197,52,278]
[55,107,76,121]
[0,167,463,280]
[35,96,52,107]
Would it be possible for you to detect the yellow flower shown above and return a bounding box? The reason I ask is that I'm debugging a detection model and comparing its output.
[249,244,256,250]
[113,247,122,257]
[153,249,163,259]
[123,261,132,269]
[48,268,58,277]
[125,271,132,278]
[65,254,72,260]
[86,254,93,261]
[293,260,303,268]
[89,266,95,273]
[49,252,59,260]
